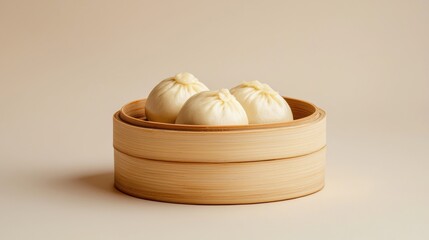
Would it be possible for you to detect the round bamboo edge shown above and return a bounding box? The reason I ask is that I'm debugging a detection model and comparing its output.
[113,110,326,162]
[115,184,325,205]
[114,107,326,135]
[114,147,326,205]
[119,97,320,131]
[113,145,326,164]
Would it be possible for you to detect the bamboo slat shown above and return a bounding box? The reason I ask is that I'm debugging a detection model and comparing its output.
[114,147,326,205]
[113,96,327,204]
[119,97,318,131]
[113,110,326,163]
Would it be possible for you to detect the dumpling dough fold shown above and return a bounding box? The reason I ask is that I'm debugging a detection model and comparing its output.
[230,80,293,124]
[176,89,248,125]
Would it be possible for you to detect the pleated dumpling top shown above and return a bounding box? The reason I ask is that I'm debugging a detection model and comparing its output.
[230,80,293,124]
[175,89,248,125]
[145,72,209,123]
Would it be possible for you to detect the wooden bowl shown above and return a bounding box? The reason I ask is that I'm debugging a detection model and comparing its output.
[113,97,327,204]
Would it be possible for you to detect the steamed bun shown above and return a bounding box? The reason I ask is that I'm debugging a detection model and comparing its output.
[230,80,293,124]
[175,89,248,125]
[145,72,209,123]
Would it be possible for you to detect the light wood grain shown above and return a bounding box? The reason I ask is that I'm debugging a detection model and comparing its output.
[113,97,327,204]
[113,109,326,163]
[120,97,318,131]
[114,147,326,205]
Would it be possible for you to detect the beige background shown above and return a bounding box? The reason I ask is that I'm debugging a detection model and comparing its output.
[1,0,428,239]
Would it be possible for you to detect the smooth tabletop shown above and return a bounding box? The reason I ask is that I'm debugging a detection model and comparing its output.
[1,1,428,239]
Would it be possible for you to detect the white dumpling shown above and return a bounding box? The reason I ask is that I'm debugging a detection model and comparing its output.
[145,72,209,123]
[230,80,293,124]
[175,89,248,125]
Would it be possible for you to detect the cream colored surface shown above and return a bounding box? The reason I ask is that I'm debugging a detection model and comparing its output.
[145,72,209,123]
[175,89,248,125]
[0,0,428,239]
[231,81,293,124]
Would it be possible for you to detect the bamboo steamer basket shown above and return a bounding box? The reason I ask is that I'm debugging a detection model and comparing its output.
[115,97,326,162]
[115,147,325,205]
[113,97,327,204]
